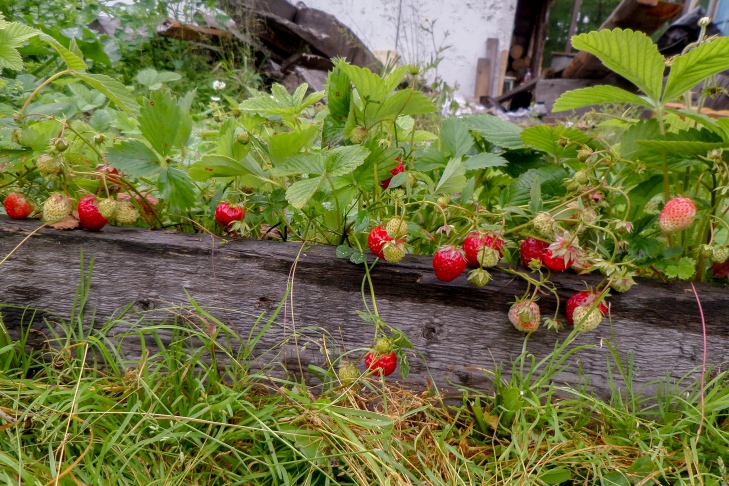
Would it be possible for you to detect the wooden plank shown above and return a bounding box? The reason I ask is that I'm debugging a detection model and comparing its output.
[562,0,682,79]
[495,49,510,96]
[490,76,540,105]
[565,0,584,54]
[2,218,727,398]
[474,58,490,98]
[486,38,499,97]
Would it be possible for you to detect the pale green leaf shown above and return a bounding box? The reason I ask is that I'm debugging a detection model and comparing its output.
[267,125,319,164]
[508,167,569,205]
[666,108,729,139]
[435,157,467,195]
[138,90,181,156]
[439,118,473,158]
[0,45,23,71]
[72,72,139,115]
[0,22,38,47]
[271,153,325,177]
[105,139,160,177]
[384,64,412,92]
[553,85,654,112]
[636,139,726,155]
[158,167,196,211]
[286,177,325,209]
[326,145,370,177]
[520,125,592,157]
[462,114,524,149]
[333,59,388,102]
[571,28,664,101]
[188,155,255,181]
[136,68,181,90]
[37,33,87,71]
[371,89,436,124]
[663,37,729,103]
[464,152,508,170]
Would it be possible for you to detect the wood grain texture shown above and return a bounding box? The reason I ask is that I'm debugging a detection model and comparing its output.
[1,217,728,398]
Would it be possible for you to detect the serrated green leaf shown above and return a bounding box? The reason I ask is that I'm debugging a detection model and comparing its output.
[138,90,181,156]
[601,471,630,486]
[159,167,196,211]
[325,145,370,176]
[18,119,62,151]
[106,139,160,177]
[67,83,105,112]
[286,177,325,209]
[37,32,87,71]
[553,85,654,112]
[439,117,473,158]
[464,152,508,170]
[384,64,412,92]
[571,28,664,101]
[520,125,592,157]
[371,89,436,124]
[267,125,319,164]
[462,114,524,149]
[435,157,467,195]
[71,72,138,116]
[0,22,37,47]
[326,68,351,119]
[387,171,407,189]
[272,153,325,177]
[0,45,23,71]
[666,108,728,139]
[333,59,388,102]
[508,167,569,205]
[336,245,354,258]
[136,68,182,90]
[188,155,255,181]
[663,37,729,103]
[539,468,571,485]
[349,142,399,191]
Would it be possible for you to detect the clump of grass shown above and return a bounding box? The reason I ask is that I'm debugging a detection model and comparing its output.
[0,266,727,485]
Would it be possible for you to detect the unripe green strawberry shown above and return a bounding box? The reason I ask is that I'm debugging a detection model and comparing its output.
[43,194,72,223]
[36,154,61,177]
[508,299,540,333]
[712,246,729,264]
[386,217,408,239]
[53,137,68,153]
[574,170,589,185]
[382,240,406,263]
[236,131,250,144]
[436,196,449,208]
[577,148,593,162]
[533,212,554,237]
[468,268,491,287]
[374,337,393,354]
[338,362,359,386]
[97,198,117,220]
[477,246,500,268]
[115,201,139,225]
[349,126,366,144]
[699,244,714,258]
[572,305,603,331]
[406,172,418,187]
[94,133,106,144]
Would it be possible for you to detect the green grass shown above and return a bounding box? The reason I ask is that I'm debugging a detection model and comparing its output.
[0,264,727,485]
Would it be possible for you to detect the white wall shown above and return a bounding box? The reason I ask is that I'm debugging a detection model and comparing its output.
[299,0,518,97]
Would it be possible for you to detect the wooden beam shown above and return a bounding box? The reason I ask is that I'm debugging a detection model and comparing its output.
[486,38,499,97]
[565,0,583,54]
[474,58,491,98]
[1,218,728,398]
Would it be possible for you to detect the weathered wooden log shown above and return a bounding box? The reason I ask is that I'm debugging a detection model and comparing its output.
[1,217,727,398]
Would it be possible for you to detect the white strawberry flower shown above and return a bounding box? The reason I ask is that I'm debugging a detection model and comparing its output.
[213,80,226,90]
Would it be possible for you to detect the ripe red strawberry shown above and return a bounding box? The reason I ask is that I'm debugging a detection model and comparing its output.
[659,197,696,234]
[508,299,540,332]
[712,259,729,279]
[542,249,573,272]
[520,238,548,268]
[380,158,405,189]
[433,245,467,282]
[365,351,397,377]
[78,194,108,231]
[215,202,245,229]
[4,192,33,219]
[463,231,505,267]
[368,225,392,259]
[565,291,608,325]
